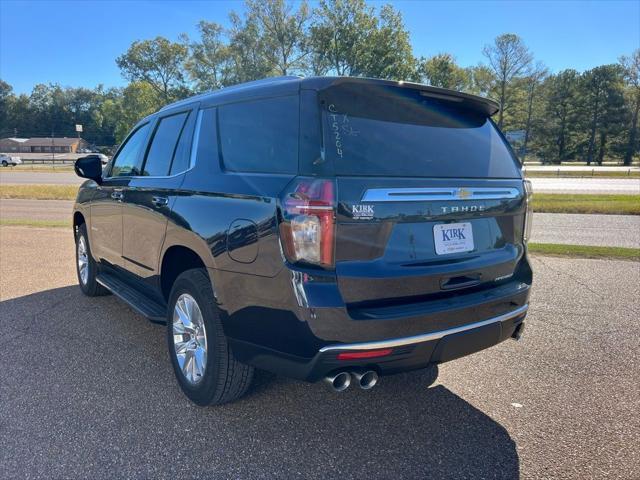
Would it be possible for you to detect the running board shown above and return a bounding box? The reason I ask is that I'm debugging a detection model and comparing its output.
[97,272,167,324]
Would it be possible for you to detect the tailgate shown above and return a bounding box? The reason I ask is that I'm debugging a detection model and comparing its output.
[334,177,526,306]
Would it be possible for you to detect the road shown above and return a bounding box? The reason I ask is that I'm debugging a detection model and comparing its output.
[528,177,640,194]
[530,213,640,248]
[2,170,640,194]
[1,225,639,479]
[0,170,83,185]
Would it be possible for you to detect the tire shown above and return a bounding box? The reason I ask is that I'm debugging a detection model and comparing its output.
[167,268,254,406]
[75,223,109,296]
[1,161,7,167]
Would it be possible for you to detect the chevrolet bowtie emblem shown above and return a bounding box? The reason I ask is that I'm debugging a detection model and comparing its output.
[457,188,472,199]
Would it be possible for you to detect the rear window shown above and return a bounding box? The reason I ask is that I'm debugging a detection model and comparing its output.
[319,84,520,178]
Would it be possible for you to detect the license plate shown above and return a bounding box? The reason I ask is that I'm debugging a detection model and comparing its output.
[434,222,474,255]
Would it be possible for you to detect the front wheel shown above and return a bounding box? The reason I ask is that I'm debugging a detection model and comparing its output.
[1,161,7,167]
[167,268,254,406]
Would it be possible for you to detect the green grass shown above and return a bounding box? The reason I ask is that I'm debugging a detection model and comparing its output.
[528,243,640,261]
[0,184,78,200]
[0,218,71,228]
[532,194,640,215]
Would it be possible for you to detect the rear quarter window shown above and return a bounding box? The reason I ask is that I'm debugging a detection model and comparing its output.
[218,95,299,174]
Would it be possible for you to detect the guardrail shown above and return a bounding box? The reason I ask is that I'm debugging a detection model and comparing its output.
[19,158,77,165]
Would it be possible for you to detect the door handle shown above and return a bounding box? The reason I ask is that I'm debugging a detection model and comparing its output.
[111,190,124,201]
[152,196,169,207]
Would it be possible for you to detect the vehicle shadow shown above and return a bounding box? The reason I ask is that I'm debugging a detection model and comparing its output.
[0,286,519,479]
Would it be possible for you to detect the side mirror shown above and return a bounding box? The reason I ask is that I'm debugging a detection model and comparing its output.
[75,156,103,184]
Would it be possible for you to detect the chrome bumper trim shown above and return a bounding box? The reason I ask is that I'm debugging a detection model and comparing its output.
[318,304,529,353]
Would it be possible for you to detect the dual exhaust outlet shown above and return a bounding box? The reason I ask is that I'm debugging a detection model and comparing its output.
[324,370,379,392]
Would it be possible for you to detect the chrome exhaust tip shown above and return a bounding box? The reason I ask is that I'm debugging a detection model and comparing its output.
[324,371,351,392]
[512,322,525,341]
[352,370,379,390]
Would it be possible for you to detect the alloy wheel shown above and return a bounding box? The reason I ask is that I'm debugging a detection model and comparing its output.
[172,294,208,385]
[77,236,89,285]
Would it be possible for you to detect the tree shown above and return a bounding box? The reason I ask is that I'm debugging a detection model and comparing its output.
[580,65,626,165]
[467,65,495,97]
[309,0,377,76]
[521,62,548,160]
[245,0,311,76]
[185,21,233,92]
[226,11,273,83]
[482,33,533,128]
[310,0,415,80]
[537,70,580,163]
[419,53,470,90]
[116,36,189,103]
[619,49,640,165]
[363,5,417,81]
[100,82,161,143]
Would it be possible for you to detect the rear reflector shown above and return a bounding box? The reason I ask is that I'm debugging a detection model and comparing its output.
[336,349,393,360]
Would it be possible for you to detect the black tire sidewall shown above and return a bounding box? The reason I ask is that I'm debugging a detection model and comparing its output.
[166,270,226,406]
[75,224,98,295]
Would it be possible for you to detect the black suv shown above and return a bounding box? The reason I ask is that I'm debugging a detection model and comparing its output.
[73,76,532,405]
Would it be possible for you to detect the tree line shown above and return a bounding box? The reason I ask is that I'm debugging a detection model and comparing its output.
[1,0,638,164]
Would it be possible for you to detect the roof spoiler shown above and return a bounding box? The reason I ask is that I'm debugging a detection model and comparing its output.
[306,76,500,117]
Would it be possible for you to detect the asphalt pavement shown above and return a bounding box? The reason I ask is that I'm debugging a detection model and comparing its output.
[1,225,639,479]
[530,212,640,248]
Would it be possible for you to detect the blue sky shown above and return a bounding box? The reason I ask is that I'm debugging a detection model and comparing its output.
[1,0,638,94]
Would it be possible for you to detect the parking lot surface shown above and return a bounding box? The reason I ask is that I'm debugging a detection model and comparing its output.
[1,226,639,479]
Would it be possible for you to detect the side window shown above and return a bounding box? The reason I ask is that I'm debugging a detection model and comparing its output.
[142,112,189,176]
[110,123,150,177]
[218,95,298,174]
[169,111,197,175]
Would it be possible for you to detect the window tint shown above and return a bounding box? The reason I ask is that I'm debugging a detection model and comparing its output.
[218,96,298,174]
[319,84,521,178]
[143,112,189,176]
[111,123,150,177]
[169,111,197,175]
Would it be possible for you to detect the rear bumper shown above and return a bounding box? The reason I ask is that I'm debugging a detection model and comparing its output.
[229,303,528,382]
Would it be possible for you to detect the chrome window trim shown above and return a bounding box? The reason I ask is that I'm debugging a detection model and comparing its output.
[104,109,203,181]
[361,187,521,202]
[189,109,203,170]
[318,304,528,353]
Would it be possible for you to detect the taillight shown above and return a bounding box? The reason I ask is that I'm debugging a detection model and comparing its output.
[279,177,336,268]
[523,179,533,243]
